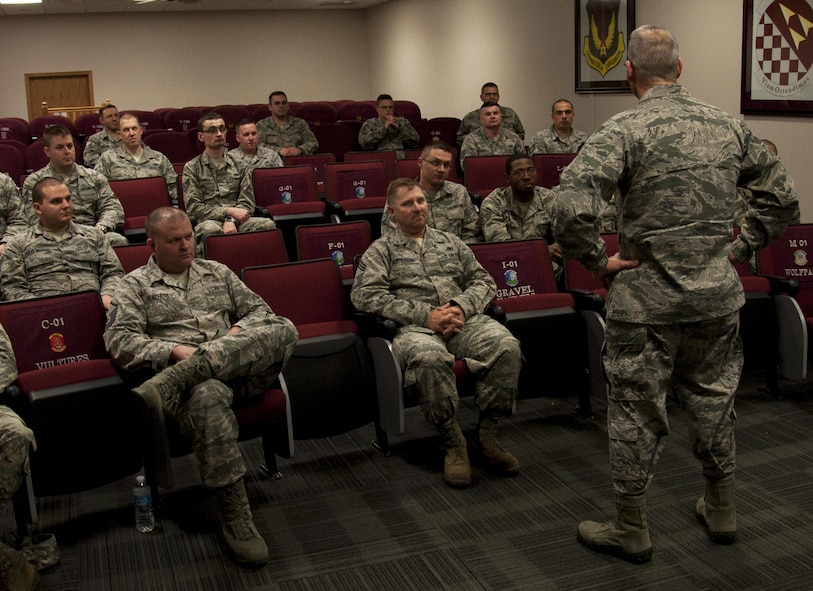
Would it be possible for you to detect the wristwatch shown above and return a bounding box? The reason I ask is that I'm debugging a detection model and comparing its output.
[224,216,236,225]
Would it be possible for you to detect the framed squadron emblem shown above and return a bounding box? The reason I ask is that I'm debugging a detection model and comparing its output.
[575,0,635,93]
[742,0,813,115]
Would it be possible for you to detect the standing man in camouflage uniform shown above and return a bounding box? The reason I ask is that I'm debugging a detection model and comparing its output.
[358,94,420,158]
[380,141,482,242]
[82,103,122,168]
[183,113,275,255]
[553,25,798,564]
[0,173,27,256]
[22,125,127,246]
[104,207,297,567]
[95,113,178,206]
[529,99,587,154]
[256,91,318,156]
[480,154,562,280]
[457,83,525,146]
[1,178,123,309]
[0,323,53,591]
[459,103,524,172]
[352,178,521,488]
[228,119,283,174]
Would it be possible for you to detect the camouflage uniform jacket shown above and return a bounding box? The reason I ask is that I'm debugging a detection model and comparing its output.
[480,186,555,244]
[529,127,588,154]
[227,146,283,174]
[380,181,483,243]
[457,106,525,145]
[82,131,122,169]
[22,164,125,232]
[104,257,277,372]
[0,326,17,390]
[459,127,525,171]
[0,173,27,245]
[182,151,256,223]
[358,117,420,156]
[256,116,318,155]
[351,226,496,329]
[553,83,798,325]
[95,143,178,206]
[0,221,123,302]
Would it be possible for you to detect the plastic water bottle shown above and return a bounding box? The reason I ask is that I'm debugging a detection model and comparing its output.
[133,475,155,533]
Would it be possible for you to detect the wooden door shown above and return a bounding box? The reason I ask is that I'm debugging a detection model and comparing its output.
[25,71,94,121]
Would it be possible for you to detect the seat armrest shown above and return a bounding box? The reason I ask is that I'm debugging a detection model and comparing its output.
[485,302,506,325]
[354,311,400,340]
[565,288,606,314]
[760,274,800,297]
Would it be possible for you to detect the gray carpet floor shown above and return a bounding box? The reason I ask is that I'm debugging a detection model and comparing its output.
[3,368,813,591]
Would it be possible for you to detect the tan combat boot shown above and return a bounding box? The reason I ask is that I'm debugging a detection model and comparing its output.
[696,474,736,544]
[216,479,269,567]
[470,413,519,475]
[133,355,213,415]
[0,543,39,591]
[438,419,471,488]
[577,494,653,564]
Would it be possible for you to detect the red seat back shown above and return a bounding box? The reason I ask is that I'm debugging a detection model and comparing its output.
[114,243,153,273]
[758,223,813,316]
[0,118,29,144]
[469,239,573,313]
[295,221,371,280]
[0,291,108,374]
[532,153,577,189]
[108,177,172,232]
[464,155,509,198]
[203,229,288,276]
[253,165,320,208]
[344,150,397,183]
[325,161,388,202]
[162,107,205,132]
[142,131,197,165]
[242,258,346,327]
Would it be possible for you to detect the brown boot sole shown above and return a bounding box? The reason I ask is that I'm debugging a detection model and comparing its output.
[695,513,736,545]
[577,530,653,564]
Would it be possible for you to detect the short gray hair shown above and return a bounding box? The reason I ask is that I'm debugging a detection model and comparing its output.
[628,24,680,84]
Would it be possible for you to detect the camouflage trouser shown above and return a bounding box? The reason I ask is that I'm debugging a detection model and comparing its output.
[393,314,521,426]
[603,312,742,497]
[194,217,277,255]
[0,407,34,508]
[105,232,129,247]
[169,317,297,489]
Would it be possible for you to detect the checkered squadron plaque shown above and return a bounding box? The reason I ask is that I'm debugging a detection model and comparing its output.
[753,0,813,96]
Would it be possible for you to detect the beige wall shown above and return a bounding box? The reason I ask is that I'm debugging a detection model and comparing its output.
[368,0,812,221]
[1,1,809,218]
[0,10,371,114]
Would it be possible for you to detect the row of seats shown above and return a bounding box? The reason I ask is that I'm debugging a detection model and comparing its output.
[0,100,423,144]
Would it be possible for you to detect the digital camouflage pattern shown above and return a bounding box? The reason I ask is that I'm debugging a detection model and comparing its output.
[256,116,318,155]
[457,106,525,145]
[554,84,798,325]
[182,151,275,250]
[529,126,587,154]
[351,227,520,425]
[380,180,483,243]
[82,131,122,169]
[603,315,742,496]
[0,173,27,245]
[553,82,797,498]
[104,257,297,488]
[95,144,178,206]
[227,146,283,174]
[480,185,561,279]
[358,117,419,158]
[22,163,127,246]
[0,221,123,302]
[459,127,524,171]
